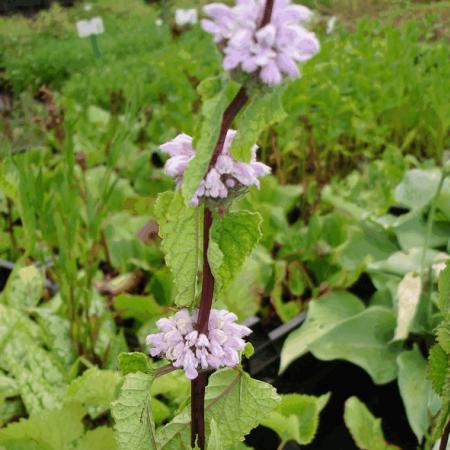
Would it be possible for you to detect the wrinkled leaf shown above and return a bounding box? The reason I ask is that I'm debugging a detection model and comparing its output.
[154,191,199,307]
[209,211,262,297]
[111,372,157,450]
[157,369,280,449]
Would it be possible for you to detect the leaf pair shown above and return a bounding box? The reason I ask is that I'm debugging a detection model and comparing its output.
[155,191,262,308]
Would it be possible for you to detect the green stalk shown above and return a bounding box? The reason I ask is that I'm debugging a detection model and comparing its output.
[420,171,447,284]
[420,170,448,328]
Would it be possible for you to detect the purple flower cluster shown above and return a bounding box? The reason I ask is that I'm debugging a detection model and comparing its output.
[201,0,320,86]
[146,309,252,379]
[160,130,271,205]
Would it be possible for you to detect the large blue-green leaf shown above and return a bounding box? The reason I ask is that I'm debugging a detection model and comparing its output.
[344,397,398,450]
[280,291,364,373]
[397,347,432,442]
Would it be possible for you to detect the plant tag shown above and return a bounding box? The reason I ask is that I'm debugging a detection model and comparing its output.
[175,8,198,26]
[76,17,104,38]
[90,17,104,35]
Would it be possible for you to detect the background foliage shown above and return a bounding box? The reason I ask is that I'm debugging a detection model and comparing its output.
[0,0,449,448]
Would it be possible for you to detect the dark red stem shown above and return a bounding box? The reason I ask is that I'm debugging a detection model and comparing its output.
[207,86,249,172]
[196,207,215,334]
[439,420,450,450]
[190,1,275,448]
[190,85,249,450]
[260,0,274,28]
[191,372,207,449]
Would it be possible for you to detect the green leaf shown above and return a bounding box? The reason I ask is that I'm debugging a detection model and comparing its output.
[111,372,157,450]
[394,213,450,251]
[393,272,422,341]
[427,344,448,396]
[0,373,18,400]
[209,211,262,296]
[369,247,442,277]
[0,159,19,200]
[118,352,153,375]
[344,397,398,450]
[65,367,122,409]
[87,105,111,126]
[242,342,255,359]
[309,306,399,384]
[3,265,44,310]
[431,370,450,442]
[113,294,162,323]
[151,398,170,426]
[154,191,200,307]
[0,404,85,450]
[436,320,450,353]
[288,263,306,297]
[75,427,117,450]
[34,309,76,367]
[270,261,301,323]
[221,248,271,319]
[207,419,222,450]
[182,80,239,202]
[157,369,280,449]
[0,305,66,414]
[230,87,286,162]
[280,291,365,373]
[397,347,432,441]
[395,169,449,211]
[438,261,450,315]
[150,371,189,403]
[0,399,24,428]
[338,223,398,271]
[261,393,330,445]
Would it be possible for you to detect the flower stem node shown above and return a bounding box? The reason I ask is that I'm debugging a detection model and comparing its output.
[160,130,271,206]
[146,309,252,380]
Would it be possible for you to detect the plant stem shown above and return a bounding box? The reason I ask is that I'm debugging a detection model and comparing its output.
[420,171,447,285]
[190,2,275,446]
[191,372,207,449]
[260,0,274,27]
[419,170,447,330]
[206,87,248,172]
[439,420,450,450]
[191,84,250,450]
[196,207,215,334]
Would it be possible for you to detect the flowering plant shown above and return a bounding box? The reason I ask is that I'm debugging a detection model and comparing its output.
[202,0,319,85]
[113,0,322,448]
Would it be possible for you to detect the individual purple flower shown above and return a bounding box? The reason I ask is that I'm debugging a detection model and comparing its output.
[160,133,196,188]
[201,0,320,86]
[146,309,252,379]
[160,130,271,205]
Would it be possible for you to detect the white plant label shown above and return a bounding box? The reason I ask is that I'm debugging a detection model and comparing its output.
[76,16,104,38]
[175,9,198,26]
